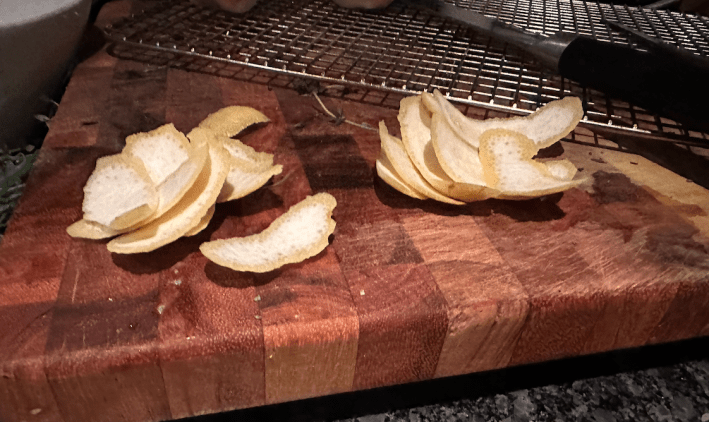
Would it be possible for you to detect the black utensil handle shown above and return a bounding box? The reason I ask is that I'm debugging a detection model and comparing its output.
[558,36,709,133]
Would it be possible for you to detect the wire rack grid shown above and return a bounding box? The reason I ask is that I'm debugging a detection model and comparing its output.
[104,0,709,147]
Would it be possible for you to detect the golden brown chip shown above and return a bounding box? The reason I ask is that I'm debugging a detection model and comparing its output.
[197,106,270,139]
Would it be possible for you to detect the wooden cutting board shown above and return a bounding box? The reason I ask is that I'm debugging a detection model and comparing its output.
[1,2,709,421]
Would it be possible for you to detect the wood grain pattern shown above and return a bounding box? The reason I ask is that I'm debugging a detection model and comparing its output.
[401,214,529,377]
[158,249,266,418]
[45,234,170,422]
[1,2,709,420]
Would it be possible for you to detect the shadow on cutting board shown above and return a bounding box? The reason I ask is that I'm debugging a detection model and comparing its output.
[110,188,283,274]
[592,129,709,192]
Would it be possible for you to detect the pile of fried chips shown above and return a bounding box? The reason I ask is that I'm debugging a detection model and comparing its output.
[377,90,586,202]
[68,106,338,272]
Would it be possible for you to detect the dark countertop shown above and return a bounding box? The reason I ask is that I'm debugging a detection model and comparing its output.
[185,336,709,422]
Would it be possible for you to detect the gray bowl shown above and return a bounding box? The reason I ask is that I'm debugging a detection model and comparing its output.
[0,0,91,150]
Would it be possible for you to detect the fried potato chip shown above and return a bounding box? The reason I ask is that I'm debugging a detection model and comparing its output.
[107,141,230,254]
[185,204,215,237]
[397,96,495,202]
[188,126,281,203]
[544,159,578,181]
[222,138,275,168]
[430,111,486,185]
[479,129,582,199]
[123,124,208,221]
[200,193,337,273]
[152,141,209,218]
[425,90,583,150]
[375,152,427,200]
[188,126,273,165]
[379,121,464,205]
[218,157,283,203]
[197,106,270,139]
[67,219,124,239]
[82,154,158,230]
[123,124,192,185]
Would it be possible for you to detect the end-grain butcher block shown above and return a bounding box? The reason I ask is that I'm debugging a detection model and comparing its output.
[1,2,709,422]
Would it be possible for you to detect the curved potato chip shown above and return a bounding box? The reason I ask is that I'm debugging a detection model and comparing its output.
[430,111,486,185]
[222,140,274,167]
[123,124,192,185]
[426,90,583,150]
[150,141,209,223]
[218,158,283,203]
[379,121,463,205]
[189,126,274,168]
[67,219,124,239]
[107,142,230,254]
[397,96,496,202]
[479,129,582,199]
[189,127,281,203]
[123,124,208,221]
[82,154,158,230]
[544,159,578,181]
[197,106,270,139]
[184,204,216,237]
[200,193,337,273]
[375,152,427,200]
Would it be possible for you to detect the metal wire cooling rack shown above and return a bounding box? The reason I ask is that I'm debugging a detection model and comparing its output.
[104,0,709,146]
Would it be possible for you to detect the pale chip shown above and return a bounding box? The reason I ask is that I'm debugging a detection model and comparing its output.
[188,126,274,166]
[479,128,582,199]
[379,121,463,205]
[544,159,578,181]
[67,219,124,239]
[123,124,192,185]
[218,158,283,203]
[397,96,494,202]
[426,90,583,150]
[184,204,216,237]
[123,124,208,222]
[375,152,427,200]
[222,139,274,167]
[429,111,486,186]
[151,141,209,222]
[188,126,279,203]
[200,193,337,273]
[82,154,158,230]
[107,141,230,254]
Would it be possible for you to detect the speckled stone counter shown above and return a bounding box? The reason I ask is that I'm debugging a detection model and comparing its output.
[349,357,709,422]
[184,337,709,422]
